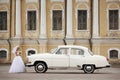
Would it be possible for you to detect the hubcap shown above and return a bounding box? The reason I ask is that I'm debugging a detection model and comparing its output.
[38,65,44,71]
[86,66,92,71]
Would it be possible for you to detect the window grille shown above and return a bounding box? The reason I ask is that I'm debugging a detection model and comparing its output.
[53,10,62,30]
[109,10,118,30]
[110,50,118,59]
[27,11,36,30]
[78,10,87,30]
[0,11,7,30]
[0,50,7,59]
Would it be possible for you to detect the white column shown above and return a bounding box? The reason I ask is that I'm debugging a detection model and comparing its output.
[93,0,99,38]
[66,0,73,38]
[15,0,21,38]
[40,0,46,38]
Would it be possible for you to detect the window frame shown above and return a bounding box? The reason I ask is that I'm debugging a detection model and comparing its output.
[26,10,37,32]
[77,10,87,31]
[0,10,8,32]
[108,48,120,59]
[76,8,89,31]
[0,48,8,60]
[52,10,63,31]
[26,48,37,57]
[108,9,119,31]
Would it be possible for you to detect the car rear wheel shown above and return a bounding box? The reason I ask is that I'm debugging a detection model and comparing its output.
[34,62,47,73]
[83,65,95,73]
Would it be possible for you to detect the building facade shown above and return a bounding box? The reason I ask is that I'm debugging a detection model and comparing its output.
[0,0,120,63]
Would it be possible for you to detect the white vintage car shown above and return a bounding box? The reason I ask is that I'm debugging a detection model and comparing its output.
[26,45,110,73]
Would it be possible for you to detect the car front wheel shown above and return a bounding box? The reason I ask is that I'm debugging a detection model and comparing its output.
[83,65,95,73]
[34,62,47,73]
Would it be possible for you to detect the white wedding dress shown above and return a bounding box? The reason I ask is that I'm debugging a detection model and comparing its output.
[9,55,26,73]
[9,46,26,73]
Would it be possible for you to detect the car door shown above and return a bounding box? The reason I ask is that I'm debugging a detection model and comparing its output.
[51,48,69,67]
[70,48,86,68]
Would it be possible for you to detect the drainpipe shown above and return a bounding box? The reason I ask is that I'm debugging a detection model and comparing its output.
[63,0,67,45]
[89,0,93,51]
[8,0,12,62]
[10,0,12,38]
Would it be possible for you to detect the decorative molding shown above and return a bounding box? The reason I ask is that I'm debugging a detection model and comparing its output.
[107,3,119,9]
[50,0,64,2]
[50,31,64,38]
[25,4,38,32]
[76,0,89,3]
[0,40,9,45]
[26,9,38,32]
[0,0,9,3]
[25,0,38,3]
[107,31,120,38]
[0,5,8,11]
[92,38,120,44]
[9,39,23,45]
[106,0,120,2]
[75,3,89,31]
[50,3,64,20]
[75,31,90,38]
[50,3,64,38]
[106,3,119,32]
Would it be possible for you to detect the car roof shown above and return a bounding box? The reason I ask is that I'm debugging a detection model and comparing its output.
[58,45,88,50]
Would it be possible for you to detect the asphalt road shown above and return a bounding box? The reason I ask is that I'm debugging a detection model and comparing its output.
[0,64,120,80]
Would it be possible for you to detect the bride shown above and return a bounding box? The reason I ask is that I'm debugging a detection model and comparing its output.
[9,45,26,73]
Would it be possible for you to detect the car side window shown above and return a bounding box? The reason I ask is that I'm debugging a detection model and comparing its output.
[56,48,68,55]
[71,48,84,55]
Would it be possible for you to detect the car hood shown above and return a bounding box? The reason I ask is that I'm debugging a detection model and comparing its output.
[28,53,52,58]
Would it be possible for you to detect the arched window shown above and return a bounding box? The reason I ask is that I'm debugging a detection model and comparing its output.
[26,48,37,57]
[109,50,118,59]
[0,50,7,59]
[28,50,35,56]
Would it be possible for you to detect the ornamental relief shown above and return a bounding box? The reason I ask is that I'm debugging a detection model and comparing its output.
[75,31,90,38]
[0,0,9,3]
[50,0,64,2]
[106,0,120,2]
[25,0,38,3]
[107,31,120,37]
[25,31,38,38]
[76,0,89,3]
[50,31,64,38]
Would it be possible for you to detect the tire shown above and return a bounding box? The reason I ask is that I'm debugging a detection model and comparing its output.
[83,65,95,73]
[34,62,47,73]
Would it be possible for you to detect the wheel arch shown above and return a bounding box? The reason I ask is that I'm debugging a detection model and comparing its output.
[34,61,48,68]
[82,64,96,69]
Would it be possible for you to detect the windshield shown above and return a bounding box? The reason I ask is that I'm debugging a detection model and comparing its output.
[88,50,93,56]
[50,48,57,54]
